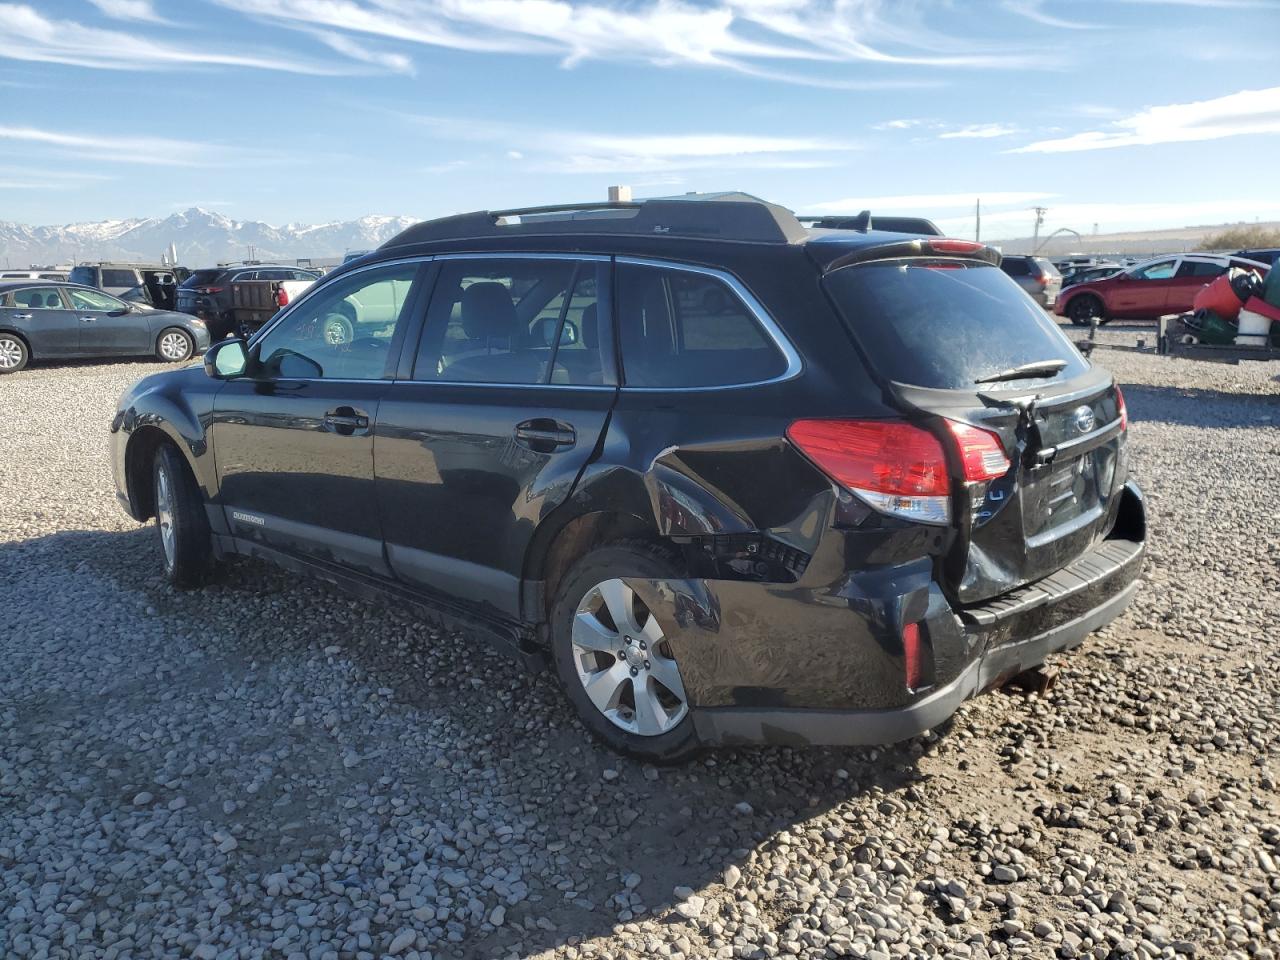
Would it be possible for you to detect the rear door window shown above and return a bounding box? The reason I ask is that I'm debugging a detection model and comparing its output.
[823,260,1088,390]
[12,287,67,309]
[615,262,787,388]
[1176,260,1226,278]
[101,269,138,288]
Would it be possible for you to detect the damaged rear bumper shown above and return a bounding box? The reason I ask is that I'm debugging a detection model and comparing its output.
[693,572,1137,747]
[628,481,1146,749]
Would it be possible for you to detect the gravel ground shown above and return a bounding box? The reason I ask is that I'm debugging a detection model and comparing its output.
[1,332,1278,960]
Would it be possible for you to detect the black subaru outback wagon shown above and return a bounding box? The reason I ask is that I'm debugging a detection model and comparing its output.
[110,198,1145,761]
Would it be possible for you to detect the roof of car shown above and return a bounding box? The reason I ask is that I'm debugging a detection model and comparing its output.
[374,199,992,276]
[0,279,87,292]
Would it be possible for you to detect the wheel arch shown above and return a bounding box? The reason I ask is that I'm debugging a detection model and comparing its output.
[124,424,188,521]
[1064,288,1106,313]
[523,508,660,625]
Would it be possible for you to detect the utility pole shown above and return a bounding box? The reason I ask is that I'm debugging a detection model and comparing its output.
[1032,206,1047,251]
[975,198,981,242]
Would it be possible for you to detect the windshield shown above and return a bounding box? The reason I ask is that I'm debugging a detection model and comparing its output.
[823,260,1089,390]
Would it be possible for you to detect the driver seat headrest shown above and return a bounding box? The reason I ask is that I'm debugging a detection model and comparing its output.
[460,282,517,340]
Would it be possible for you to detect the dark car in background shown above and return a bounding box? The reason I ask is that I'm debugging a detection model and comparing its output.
[0,280,209,373]
[1232,248,1280,268]
[69,262,189,311]
[177,264,321,340]
[1000,255,1062,307]
[109,198,1144,761]
[1061,263,1122,288]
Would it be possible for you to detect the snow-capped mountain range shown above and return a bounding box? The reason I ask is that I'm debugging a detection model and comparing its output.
[0,208,420,266]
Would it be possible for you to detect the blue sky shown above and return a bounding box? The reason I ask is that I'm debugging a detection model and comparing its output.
[2,0,1279,238]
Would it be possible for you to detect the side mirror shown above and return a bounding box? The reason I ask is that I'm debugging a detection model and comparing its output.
[537,317,579,347]
[205,338,248,379]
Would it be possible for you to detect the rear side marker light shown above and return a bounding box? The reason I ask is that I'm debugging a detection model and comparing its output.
[944,421,1011,482]
[786,419,951,525]
[902,622,925,690]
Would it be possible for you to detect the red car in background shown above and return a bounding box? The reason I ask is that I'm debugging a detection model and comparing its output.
[1055,253,1268,325]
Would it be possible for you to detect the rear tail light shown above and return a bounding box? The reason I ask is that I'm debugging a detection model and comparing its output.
[1036,274,1050,287]
[944,420,1011,481]
[1116,385,1127,431]
[902,621,925,689]
[275,286,289,307]
[787,418,1012,525]
[197,285,224,295]
[787,419,951,524]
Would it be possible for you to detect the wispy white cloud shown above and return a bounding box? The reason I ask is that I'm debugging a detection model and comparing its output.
[1001,0,1101,29]
[212,0,1054,86]
[0,125,276,168]
[311,29,414,75]
[939,123,1021,139]
[86,0,169,24]
[0,166,115,190]
[398,111,856,173]
[0,3,403,74]
[874,118,1021,139]
[807,191,1055,213]
[1014,86,1280,153]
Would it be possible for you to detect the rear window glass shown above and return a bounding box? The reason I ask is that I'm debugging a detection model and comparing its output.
[182,270,224,288]
[616,263,786,388]
[1001,258,1029,277]
[824,261,1089,390]
[1033,258,1061,278]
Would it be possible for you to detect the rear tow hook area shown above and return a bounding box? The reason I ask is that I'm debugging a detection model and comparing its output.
[1000,665,1058,697]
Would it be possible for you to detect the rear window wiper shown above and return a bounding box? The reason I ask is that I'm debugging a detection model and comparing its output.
[974,359,1067,384]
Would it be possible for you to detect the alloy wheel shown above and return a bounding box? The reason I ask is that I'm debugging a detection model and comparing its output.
[571,578,688,736]
[0,337,22,370]
[155,464,176,568]
[160,331,191,361]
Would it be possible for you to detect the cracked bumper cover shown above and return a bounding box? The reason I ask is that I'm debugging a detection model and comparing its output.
[628,483,1146,748]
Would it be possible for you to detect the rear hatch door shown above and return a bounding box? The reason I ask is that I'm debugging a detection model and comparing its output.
[822,254,1127,603]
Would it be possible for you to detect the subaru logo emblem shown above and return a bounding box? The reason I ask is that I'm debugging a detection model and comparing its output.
[1071,405,1096,434]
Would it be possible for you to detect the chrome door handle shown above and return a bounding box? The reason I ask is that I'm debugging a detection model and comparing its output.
[13,313,32,320]
[79,316,96,323]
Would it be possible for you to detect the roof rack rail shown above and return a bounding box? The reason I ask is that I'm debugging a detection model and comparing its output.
[381,198,808,249]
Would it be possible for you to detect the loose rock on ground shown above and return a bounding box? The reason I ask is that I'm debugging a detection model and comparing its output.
[1,331,1278,959]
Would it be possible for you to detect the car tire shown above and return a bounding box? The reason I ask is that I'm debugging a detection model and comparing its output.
[550,540,701,763]
[156,327,195,363]
[152,443,213,588]
[322,312,355,346]
[0,332,29,373]
[1068,295,1104,327]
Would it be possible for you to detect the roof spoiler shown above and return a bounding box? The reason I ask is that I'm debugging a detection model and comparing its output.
[381,199,809,248]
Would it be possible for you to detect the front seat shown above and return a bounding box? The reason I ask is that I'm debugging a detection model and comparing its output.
[441,282,546,384]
